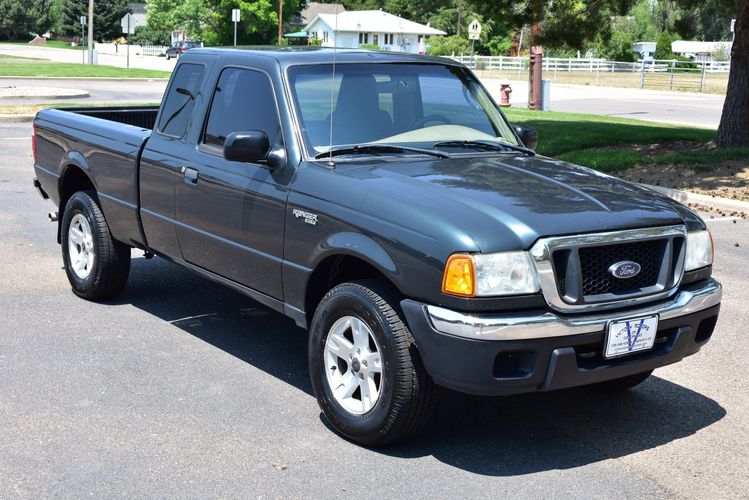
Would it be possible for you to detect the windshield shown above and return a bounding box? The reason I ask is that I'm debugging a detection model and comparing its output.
[287,63,519,158]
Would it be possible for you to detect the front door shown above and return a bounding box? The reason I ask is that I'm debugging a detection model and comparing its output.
[175,67,287,299]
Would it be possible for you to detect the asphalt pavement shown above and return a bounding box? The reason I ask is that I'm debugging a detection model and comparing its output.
[0,78,167,106]
[1,121,747,498]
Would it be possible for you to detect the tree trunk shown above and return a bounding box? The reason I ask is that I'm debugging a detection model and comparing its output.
[716,0,749,147]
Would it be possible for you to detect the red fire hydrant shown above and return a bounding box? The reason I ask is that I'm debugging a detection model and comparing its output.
[499,81,512,107]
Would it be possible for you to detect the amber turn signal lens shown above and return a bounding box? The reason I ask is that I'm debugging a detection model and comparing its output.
[442,254,475,297]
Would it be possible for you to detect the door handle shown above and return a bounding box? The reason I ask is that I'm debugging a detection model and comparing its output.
[183,167,199,184]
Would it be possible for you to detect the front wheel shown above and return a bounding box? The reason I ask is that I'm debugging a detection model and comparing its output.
[309,280,435,446]
[61,191,131,300]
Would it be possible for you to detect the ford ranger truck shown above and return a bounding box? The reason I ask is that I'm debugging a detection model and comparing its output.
[32,48,722,446]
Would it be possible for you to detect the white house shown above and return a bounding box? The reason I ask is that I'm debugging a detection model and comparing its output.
[632,41,656,59]
[671,40,732,62]
[303,10,446,54]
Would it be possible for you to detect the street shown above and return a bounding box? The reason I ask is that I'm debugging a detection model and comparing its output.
[1,120,747,498]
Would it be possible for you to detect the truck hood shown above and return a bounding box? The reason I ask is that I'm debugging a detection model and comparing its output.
[335,153,704,252]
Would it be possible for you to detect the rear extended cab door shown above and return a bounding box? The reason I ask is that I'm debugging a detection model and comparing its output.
[173,53,298,300]
[139,54,215,259]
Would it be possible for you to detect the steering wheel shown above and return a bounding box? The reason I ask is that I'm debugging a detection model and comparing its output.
[411,114,452,129]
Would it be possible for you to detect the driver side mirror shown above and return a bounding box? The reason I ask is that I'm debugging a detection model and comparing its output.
[513,125,538,151]
[223,131,270,163]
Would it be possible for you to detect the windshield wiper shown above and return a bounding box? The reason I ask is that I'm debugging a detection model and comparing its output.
[433,140,535,156]
[159,87,194,134]
[314,144,450,160]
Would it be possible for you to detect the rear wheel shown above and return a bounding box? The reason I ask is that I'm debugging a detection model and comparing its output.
[61,191,130,300]
[309,280,435,446]
[591,370,653,392]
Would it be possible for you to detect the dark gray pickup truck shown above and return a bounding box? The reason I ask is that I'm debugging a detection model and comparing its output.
[33,48,722,445]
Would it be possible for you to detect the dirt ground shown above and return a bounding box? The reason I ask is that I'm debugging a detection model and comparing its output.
[605,141,749,218]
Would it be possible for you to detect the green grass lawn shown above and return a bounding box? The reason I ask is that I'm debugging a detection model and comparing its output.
[502,108,749,173]
[0,60,170,78]
[0,39,85,50]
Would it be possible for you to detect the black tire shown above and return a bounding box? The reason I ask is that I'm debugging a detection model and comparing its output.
[309,280,436,446]
[61,190,131,300]
[590,370,653,392]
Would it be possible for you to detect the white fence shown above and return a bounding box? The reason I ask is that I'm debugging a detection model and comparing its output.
[93,42,167,56]
[449,55,731,75]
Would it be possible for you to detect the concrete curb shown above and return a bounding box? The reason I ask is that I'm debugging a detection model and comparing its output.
[0,114,34,122]
[644,184,749,213]
[0,91,90,100]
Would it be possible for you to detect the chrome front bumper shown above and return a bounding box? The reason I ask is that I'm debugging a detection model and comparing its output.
[427,278,722,341]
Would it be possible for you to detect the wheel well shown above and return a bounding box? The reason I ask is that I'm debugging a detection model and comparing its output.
[305,255,398,327]
[57,166,95,242]
[59,166,95,211]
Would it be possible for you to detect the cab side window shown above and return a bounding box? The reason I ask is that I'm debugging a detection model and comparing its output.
[157,63,205,137]
[203,68,281,148]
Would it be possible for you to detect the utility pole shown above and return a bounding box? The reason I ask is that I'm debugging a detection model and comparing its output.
[277,0,284,46]
[87,0,94,64]
[456,1,461,37]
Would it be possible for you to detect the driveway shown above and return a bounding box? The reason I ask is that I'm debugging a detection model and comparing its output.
[1,120,747,497]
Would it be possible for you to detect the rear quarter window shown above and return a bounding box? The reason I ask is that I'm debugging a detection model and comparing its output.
[157,63,205,138]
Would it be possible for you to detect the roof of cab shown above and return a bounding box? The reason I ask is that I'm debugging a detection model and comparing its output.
[186,46,464,68]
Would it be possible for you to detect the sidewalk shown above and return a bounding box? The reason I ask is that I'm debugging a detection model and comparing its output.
[0,43,175,72]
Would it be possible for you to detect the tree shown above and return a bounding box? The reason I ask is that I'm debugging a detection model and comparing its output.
[146,0,211,41]
[58,0,130,42]
[426,34,470,56]
[715,0,748,146]
[129,25,170,45]
[0,0,56,40]
[654,31,674,59]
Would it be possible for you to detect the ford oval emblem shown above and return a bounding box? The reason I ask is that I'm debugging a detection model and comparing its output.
[609,261,641,279]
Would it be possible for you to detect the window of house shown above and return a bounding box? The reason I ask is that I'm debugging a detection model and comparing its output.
[157,63,205,137]
[323,31,329,43]
[358,33,369,44]
[202,68,280,151]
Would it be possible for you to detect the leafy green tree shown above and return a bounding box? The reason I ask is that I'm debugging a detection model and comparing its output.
[654,31,674,59]
[426,34,470,55]
[0,0,57,40]
[129,25,171,45]
[58,0,130,42]
[146,0,211,41]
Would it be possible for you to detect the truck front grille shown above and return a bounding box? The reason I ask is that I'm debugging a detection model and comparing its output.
[532,226,687,311]
[578,239,664,296]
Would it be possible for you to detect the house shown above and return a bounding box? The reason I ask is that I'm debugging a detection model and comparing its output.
[671,40,732,62]
[632,41,656,59]
[294,2,345,26]
[122,2,147,33]
[303,10,446,54]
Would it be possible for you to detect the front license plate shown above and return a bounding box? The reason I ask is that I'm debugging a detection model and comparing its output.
[604,315,659,359]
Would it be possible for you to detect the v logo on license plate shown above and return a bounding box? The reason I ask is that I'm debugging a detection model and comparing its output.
[626,319,646,351]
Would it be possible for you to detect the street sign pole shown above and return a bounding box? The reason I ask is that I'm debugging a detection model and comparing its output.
[468,19,481,68]
[80,16,86,64]
[126,15,130,69]
[232,9,240,47]
[87,0,94,65]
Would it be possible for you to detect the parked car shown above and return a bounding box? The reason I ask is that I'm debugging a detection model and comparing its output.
[165,40,198,59]
[32,48,722,446]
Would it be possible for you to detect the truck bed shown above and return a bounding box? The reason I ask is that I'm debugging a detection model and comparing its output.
[62,106,159,130]
[33,106,159,248]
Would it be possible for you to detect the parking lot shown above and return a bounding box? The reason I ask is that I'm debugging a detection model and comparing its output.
[1,120,747,498]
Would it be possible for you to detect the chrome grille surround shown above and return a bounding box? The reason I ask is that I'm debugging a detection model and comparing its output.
[529,225,687,313]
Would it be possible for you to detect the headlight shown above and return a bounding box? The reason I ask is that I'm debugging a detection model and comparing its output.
[442,251,540,297]
[685,230,714,271]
